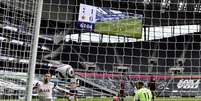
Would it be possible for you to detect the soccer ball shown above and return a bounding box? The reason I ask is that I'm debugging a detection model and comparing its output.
[55,64,75,80]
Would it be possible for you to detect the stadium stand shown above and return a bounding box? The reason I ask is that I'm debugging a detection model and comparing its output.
[1,0,201,100]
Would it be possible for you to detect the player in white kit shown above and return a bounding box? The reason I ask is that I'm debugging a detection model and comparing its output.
[33,73,55,101]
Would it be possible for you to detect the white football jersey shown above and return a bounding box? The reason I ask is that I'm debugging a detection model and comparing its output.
[35,81,54,101]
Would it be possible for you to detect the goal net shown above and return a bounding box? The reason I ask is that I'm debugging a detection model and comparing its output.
[0,0,42,100]
[1,0,201,101]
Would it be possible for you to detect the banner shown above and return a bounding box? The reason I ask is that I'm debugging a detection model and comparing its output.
[156,78,201,97]
[77,4,97,31]
[129,76,201,97]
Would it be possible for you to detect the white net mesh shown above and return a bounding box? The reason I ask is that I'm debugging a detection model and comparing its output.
[1,0,201,101]
[0,0,41,100]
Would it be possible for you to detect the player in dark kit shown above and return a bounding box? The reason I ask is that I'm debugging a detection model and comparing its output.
[67,77,79,101]
[148,77,156,101]
[119,80,125,101]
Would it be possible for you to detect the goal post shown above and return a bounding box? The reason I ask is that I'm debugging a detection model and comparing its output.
[0,0,43,101]
[25,0,43,101]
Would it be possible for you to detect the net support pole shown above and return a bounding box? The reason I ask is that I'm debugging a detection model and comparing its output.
[25,0,43,101]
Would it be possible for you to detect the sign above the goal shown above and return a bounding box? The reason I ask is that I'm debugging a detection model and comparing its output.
[77,4,143,39]
[77,4,97,31]
[78,4,97,23]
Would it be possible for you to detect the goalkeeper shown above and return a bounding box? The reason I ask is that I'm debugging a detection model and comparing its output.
[134,81,152,101]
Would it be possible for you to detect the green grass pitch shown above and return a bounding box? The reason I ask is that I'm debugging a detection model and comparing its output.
[1,96,201,101]
[55,97,201,101]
